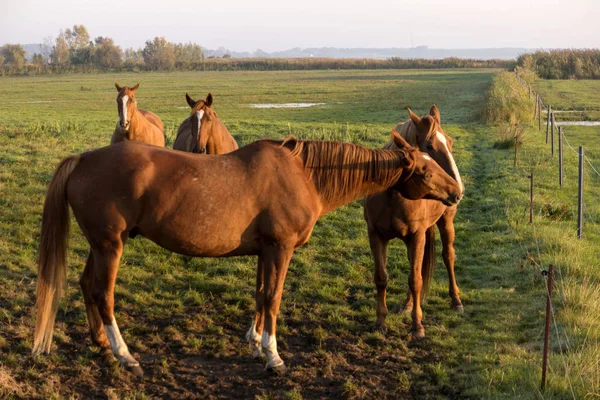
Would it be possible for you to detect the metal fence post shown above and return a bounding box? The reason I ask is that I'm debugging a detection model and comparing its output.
[578,146,584,239]
[558,127,563,187]
[551,113,555,156]
[529,172,534,223]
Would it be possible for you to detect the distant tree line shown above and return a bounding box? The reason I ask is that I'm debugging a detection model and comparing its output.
[0,24,515,76]
[517,49,600,79]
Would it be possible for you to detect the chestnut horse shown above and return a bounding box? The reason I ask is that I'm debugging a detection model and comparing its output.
[111,82,165,147]
[173,93,238,154]
[364,106,465,339]
[33,132,462,376]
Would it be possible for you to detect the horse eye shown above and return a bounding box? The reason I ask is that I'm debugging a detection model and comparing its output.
[426,144,434,150]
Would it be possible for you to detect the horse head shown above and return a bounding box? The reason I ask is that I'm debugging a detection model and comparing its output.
[406,106,464,196]
[186,93,216,154]
[391,131,462,207]
[114,82,139,131]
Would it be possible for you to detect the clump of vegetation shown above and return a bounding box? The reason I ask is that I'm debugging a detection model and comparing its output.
[517,49,600,79]
[485,71,535,147]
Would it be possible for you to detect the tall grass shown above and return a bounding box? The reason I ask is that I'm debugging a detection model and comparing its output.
[485,71,535,147]
[518,49,600,79]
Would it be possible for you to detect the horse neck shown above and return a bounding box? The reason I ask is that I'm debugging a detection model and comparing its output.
[208,120,231,153]
[298,142,405,216]
[128,107,146,138]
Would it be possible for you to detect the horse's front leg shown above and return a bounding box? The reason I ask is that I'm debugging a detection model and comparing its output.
[260,243,294,373]
[407,231,426,338]
[246,255,265,359]
[368,230,390,332]
[438,209,463,312]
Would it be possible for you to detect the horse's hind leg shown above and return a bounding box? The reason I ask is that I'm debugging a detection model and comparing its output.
[246,255,265,359]
[368,230,390,332]
[80,253,111,357]
[91,233,143,376]
[437,210,463,312]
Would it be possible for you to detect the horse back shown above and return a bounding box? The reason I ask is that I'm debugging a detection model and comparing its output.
[139,109,164,132]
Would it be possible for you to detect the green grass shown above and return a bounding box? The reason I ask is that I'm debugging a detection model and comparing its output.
[0,69,599,398]
[532,78,600,121]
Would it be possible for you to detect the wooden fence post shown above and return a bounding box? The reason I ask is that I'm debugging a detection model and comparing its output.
[514,136,518,167]
[541,264,554,392]
[538,97,542,131]
[558,127,563,187]
[578,146,584,239]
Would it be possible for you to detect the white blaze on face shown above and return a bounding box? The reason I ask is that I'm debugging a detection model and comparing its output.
[422,154,432,161]
[261,331,284,368]
[436,131,464,194]
[121,95,129,127]
[105,316,139,366]
[196,110,205,140]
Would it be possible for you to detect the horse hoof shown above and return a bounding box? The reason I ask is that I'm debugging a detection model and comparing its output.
[100,348,115,363]
[128,364,144,377]
[373,323,387,334]
[452,304,464,314]
[252,349,264,360]
[265,363,287,375]
[411,328,425,339]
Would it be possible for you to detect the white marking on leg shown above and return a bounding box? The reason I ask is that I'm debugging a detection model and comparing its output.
[121,95,129,128]
[196,110,204,141]
[261,331,283,368]
[105,317,139,367]
[245,320,263,358]
[436,131,464,194]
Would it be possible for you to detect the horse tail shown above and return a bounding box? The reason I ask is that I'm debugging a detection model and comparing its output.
[33,155,80,354]
[421,225,436,303]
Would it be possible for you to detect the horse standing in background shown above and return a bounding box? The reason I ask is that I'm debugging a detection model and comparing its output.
[111,82,165,147]
[32,132,461,376]
[364,106,465,339]
[173,93,238,154]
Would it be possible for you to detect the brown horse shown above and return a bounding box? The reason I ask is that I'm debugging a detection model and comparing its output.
[364,106,465,339]
[33,132,462,376]
[111,82,165,147]
[173,93,238,154]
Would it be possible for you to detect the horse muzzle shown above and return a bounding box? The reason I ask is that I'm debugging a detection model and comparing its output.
[442,192,461,206]
[120,121,130,129]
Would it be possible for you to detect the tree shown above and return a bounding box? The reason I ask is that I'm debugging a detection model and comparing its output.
[0,44,26,69]
[51,31,70,67]
[174,42,204,67]
[65,25,90,51]
[142,37,175,70]
[93,37,123,69]
[32,53,45,66]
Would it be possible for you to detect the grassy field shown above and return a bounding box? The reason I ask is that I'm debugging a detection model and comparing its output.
[532,78,600,121]
[0,69,598,399]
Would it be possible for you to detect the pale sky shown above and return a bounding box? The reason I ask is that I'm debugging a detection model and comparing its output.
[1,0,598,52]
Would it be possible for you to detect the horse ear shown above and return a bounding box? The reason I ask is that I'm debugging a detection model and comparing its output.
[205,93,213,107]
[429,105,441,125]
[408,108,421,126]
[392,130,413,151]
[114,82,122,92]
[131,83,140,93]
[186,93,196,108]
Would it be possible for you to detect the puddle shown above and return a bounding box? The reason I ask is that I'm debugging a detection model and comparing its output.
[250,103,325,109]
[555,121,600,126]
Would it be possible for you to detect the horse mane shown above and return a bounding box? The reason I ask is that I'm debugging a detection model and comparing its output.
[384,117,438,149]
[282,136,408,205]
